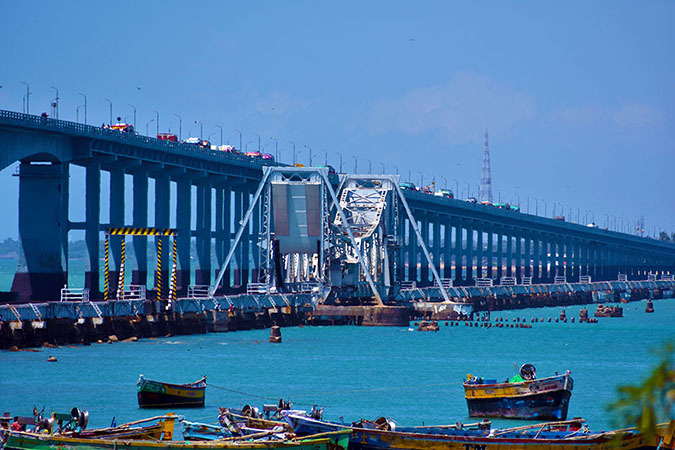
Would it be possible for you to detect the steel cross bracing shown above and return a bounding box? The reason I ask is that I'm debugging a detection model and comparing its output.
[334,187,388,240]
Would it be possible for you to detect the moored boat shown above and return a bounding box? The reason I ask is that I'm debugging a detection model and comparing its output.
[137,375,206,408]
[285,413,673,450]
[463,364,573,420]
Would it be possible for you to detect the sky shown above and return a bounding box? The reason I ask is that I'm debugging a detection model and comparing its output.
[0,1,674,239]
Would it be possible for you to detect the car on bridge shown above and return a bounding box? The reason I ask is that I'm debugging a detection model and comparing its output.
[244,151,262,158]
[217,145,240,154]
[400,182,418,191]
[108,122,136,133]
[261,153,274,160]
[466,197,478,203]
[183,137,211,148]
[157,133,178,142]
[435,189,454,199]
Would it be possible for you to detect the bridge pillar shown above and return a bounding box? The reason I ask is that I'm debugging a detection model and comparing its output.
[153,175,170,298]
[175,178,192,294]
[444,217,452,280]
[108,168,125,290]
[523,232,531,279]
[475,222,484,279]
[419,216,430,285]
[11,161,69,301]
[432,216,441,284]
[485,225,494,280]
[251,191,260,283]
[466,220,475,285]
[214,183,232,293]
[195,182,212,285]
[515,230,523,281]
[505,228,513,278]
[132,171,148,286]
[84,163,101,298]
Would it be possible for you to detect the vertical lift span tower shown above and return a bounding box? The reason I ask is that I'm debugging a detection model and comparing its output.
[210,167,451,306]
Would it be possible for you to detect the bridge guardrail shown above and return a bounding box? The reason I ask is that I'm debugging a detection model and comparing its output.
[188,285,212,299]
[60,287,90,302]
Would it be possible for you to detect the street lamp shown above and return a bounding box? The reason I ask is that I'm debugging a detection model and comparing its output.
[78,93,87,124]
[495,188,501,203]
[174,113,182,140]
[380,162,385,174]
[49,85,59,119]
[322,149,328,166]
[526,195,530,214]
[215,124,223,146]
[245,140,253,151]
[418,170,424,187]
[289,141,296,164]
[153,110,160,135]
[393,165,399,174]
[76,104,84,123]
[104,98,113,124]
[407,169,411,183]
[254,132,261,151]
[440,175,447,189]
[128,104,137,128]
[368,159,373,174]
[208,132,216,143]
[270,137,278,160]
[20,81,30,114]
[542,199,548,217]
[194,120,203,139]
[336,152,343,172]
[304,145,312,166]
[146,118,155,136]
[236,129,243,152]
[352,156,358,172]
[463,181,470,199]
[452,178,459,198]
[515,193,521,208]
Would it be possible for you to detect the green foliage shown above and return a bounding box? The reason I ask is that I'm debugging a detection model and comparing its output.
[608,342,675,438]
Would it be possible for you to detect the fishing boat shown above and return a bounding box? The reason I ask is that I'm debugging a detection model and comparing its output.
[284,413,673,450]
[463,364,573,420]
[137,375,206,408]
[3,429,350,450]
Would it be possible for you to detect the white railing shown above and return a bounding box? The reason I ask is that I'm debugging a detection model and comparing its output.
[247,283,271,295]
[119,285,146,301]
[521,276,532,285]
[617,273,627,282]
[647,273,657,281]
[660,274,674,281]
[475,278,494,287]
[6,304,21,321]
[400,281,417,290]
[580,275,592,283]
[299,282,320,293]
[435,278,453,289]
[60,286,90,302]
[28,303,42,321]
[500,277,517,286]
[188,285,212,299]
[554,276,567,284]
[89,301,103,319]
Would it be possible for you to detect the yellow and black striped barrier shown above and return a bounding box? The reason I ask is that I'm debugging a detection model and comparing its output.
[104,234,110,301]
[108,227,176,236]
[156,238,163,300]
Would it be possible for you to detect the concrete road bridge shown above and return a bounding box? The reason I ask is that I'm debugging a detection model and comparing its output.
[1,109,674,303]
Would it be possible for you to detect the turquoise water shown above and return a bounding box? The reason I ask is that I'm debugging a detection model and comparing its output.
[1,298,673,432]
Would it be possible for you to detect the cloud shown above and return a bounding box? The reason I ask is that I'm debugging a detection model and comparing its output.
[366,72,537,142]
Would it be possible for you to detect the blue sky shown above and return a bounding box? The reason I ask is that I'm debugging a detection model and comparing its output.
[0,1,673,238]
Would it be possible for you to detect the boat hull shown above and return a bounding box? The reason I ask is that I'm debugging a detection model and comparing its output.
[137,378,205,408]
[463,373,573,420]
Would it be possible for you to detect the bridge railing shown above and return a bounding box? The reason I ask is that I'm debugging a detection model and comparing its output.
[500,277,517,286]
[617,273,628,282]
[188,285,212,299]
[580,275,592,283]
[400,281,417,291]
[117,285,146,301]
[435,278,453,289]
[554,276,567,284]
[661,274,674,281]
[475,278,494,287]
[521,277,533,285]
[246,283,271,295]
[60,286,90,302]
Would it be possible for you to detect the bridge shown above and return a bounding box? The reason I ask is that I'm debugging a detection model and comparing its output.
[1,109,674,304]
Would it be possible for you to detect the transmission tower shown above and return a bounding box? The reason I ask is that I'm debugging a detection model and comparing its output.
[479,129,493,203]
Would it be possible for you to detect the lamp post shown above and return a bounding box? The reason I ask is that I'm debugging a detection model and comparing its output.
[452,178,459,198]
[208,132,216,144]
[76,104,84,123]
[418,171,424,187]
[495,188,501,203]
[611,215,617,231]
[49,85,59,119]
[393,165,399,174]
[526,195,530,214]
[336,152,343,172]
[246,140,253,151]
[254,132,261,151]
[463,181,470,199]
[153,110,160,135]
[322,149,328,166]
[380,162,385,174]
[407,169,411,183]
[174,113,182,140]
[78,93,87,124]
[215,124,223,146]
[20,81,30,114]
[368,159,373,174]
[515,193,521,208]
[352,156,358,172]
[440,175,447,189]
[195,120,203,139]
[289,141,296,164]
[304,145,312,166]
[235,129,243,152]
[270,137,278,160]
[146,118,155,136]
[128,104,136,128]
[104,98,113,124]
[542,199,547,217]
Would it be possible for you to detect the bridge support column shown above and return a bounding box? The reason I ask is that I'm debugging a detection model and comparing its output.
[132,172,148,286]
[523,232,532,279]
[154,175,170,298]
[11,161,69,301]
[84,163,101,298]
[108,168,125,292]
[175,178,192,294]
[444,218,452,280]
[485,225,494,280]
[215,184,232,293]
[505,228,513,278]
[432,217,441,284]
[515,230,523,281]
[466,221,474,285]
[419,216,429,285]
[195,182,212,285]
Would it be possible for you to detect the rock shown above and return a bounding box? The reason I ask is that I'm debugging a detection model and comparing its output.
[108,335,119,342]
[47,356,58,362]
[8,346,19,352]
[122,336,138,343]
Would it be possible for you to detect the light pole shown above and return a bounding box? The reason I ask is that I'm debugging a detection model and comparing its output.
[380,162,385,174]
[208,132,216,144]
[463,181,470,199]
[270,137,278,160]
[49,85,59,119]
[495,188,501,203]
[20,81,30,114]
[604,214,609,229]
[289,141,296,164]
[153,110,160,135]
[515,193,521,208]
[78,93,87,124]
[322,149,328,166]
[336,152,343,172]
[611,215,617,231]
[393,165,399,174]
[245,140,253,151]
[215,124,223,146]
[407,169,411,183]
[174,113,182,140]
[368,159,373,174]
[76,104,84,123]
[128,104,136,128]
[542,199,547,217]
[452,178,459,198]
[254,132,261,151]
[104,98,113,124]
[526,195,530,214]
[236,129,243,152]
[440,175,447,189]
[304,145,312,166]
[352,156,358,172]
[194,120,203,139]
[146,118,155,136]
[418,171,424,187]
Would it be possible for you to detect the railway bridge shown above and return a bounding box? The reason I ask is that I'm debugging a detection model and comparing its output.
[1,110,674,303]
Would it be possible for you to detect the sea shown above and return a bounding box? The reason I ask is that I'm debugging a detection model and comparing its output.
[1,257,674,433]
